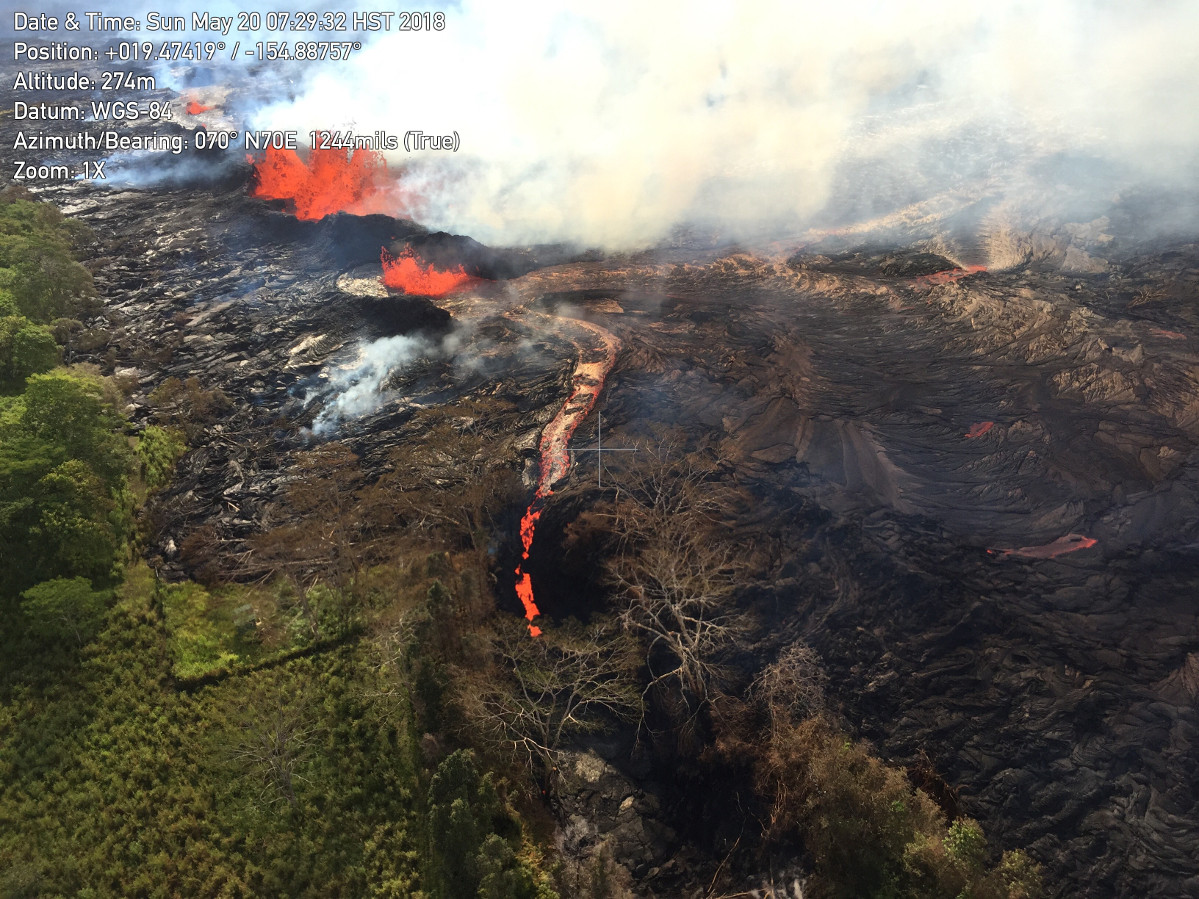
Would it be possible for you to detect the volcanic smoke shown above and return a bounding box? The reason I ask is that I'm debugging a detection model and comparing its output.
[251,143,393,221]
[249,1,1199,249]
[380,247,475,296]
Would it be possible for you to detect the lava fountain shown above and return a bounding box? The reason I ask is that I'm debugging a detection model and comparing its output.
[515,319,621,636]
[250,142,394,220]
[380,247,476,296]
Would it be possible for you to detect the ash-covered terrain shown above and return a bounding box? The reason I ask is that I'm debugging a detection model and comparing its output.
[6,47,1199,898]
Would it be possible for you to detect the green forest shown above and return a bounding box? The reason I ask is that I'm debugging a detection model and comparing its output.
[0,188,1043,898]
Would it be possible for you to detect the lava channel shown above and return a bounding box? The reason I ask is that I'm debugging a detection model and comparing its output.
[514,318,620,636]
[914,265,987,287]
[990,533,1097,558]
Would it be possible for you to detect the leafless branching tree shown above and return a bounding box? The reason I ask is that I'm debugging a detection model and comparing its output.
[600,445,750,715]
[246,443,367,615]
[751,642,828,737]
[364,601,427,700]
[359,415,523,553]
[457,617,641,771]
[231,691,319,809]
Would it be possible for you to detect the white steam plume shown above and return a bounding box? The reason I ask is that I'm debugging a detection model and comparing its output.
[310,333,435,433]
[252,0,1199,249]
[308,322,533,433]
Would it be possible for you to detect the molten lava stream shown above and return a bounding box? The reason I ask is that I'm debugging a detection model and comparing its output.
[914,265,987,287]
[990,533,1097,559]
[513,318,620,636]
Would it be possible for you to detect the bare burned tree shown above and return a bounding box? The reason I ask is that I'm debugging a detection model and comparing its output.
[231,690,319,809]
[359,407,523,553]
[751,642,828,737]
[600,445,750,717]
[248,443,366,588]
[457,616,641,771]
[367,601,426,697]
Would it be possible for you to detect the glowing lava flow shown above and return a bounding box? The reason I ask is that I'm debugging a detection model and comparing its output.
[914,265,987,287]
[990,533,1097,559]
[250,143,390,221]
[186,100,212,115]
[514,319,620,636]
[380,247,476,296]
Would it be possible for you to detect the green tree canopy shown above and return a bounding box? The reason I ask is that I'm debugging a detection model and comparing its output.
[135,425,186,490]
[428,750,503,899]
[19,370,128,481]
[0,194,94,322]
[27,460,122,587]
[0,315,58,390]
[20,576,109,645]
[0,371,131,600]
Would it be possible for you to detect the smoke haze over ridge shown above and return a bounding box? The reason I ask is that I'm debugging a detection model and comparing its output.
[246,0,1199,249]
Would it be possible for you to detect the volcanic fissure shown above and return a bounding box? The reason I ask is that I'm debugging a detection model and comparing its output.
[514,317,620,636]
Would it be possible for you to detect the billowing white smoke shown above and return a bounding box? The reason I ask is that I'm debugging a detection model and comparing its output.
[308,325,530,431]
[311,333,436,432]
[251,0,1199,249]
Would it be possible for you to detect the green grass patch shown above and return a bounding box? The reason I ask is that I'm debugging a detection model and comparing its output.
[161,580,316,679]
[1,562,432,897]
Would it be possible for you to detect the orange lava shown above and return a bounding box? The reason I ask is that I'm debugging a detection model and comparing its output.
[990,533,1097,559]
[1151,328,1187,340]
[251,143,389,221]
[965,421,994,438]
[512,319,621,636]
[519,505,543,560]
[513,503,545,629]
[514,572,542,637]
[186,100,212,115]
[380,247,476,296]
[915,265,987,287]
